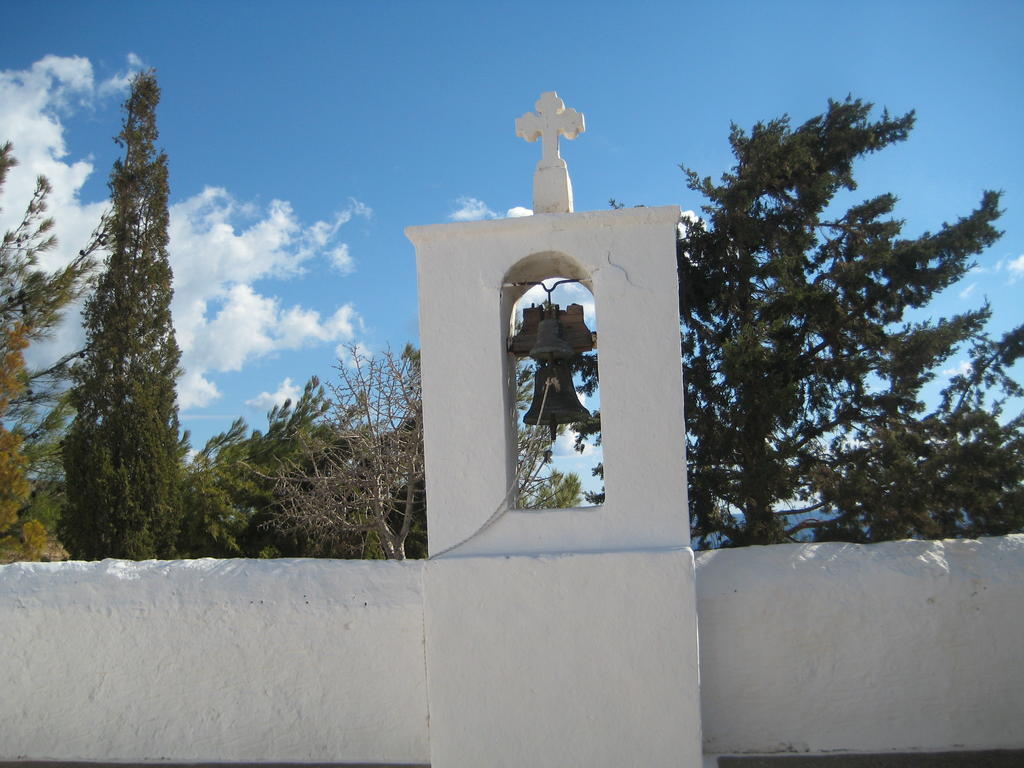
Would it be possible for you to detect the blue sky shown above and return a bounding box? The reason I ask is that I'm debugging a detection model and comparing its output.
[2,1,1022,489]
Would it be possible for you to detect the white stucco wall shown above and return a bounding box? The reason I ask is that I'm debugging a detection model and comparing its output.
[423,548,702,768]
[695,534,1024,756]
[3,535,1021,763]
[0,558,429,764]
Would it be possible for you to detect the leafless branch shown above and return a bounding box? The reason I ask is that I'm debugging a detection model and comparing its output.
[271,345,424,559]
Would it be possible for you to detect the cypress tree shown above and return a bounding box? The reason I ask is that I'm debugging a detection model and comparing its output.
[676,98,1020,547]
[62,72,182,559]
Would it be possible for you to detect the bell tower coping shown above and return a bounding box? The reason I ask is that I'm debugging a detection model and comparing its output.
[406,205,688,557]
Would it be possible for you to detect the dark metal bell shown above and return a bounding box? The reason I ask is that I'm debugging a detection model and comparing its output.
[508,303,594,357]
[529,315,575,362]
[523,360,590,440]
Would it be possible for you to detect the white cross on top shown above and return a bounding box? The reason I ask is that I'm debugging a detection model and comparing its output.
[516,91,585,170]
[516,92,585,213]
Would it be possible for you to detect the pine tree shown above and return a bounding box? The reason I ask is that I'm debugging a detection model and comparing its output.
[1,142,97,561]
[177,376,333,559]
[0,320,30,547]
[676,97,1021,547]
[62,72,182,560]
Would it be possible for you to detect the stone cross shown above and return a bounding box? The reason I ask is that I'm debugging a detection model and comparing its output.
[516,91,585,214]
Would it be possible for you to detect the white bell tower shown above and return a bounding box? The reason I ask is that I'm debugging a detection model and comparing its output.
[408,92,703,768]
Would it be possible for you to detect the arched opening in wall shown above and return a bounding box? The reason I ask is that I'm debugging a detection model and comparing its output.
[505,257,603,510]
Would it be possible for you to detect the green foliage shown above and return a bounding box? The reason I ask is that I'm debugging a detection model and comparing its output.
[676,97,1022,546]
[1,142,97,561]
[0,321,29,539]
[177,377,334,558]
[568,353,602,505]
[62,72,183,560]
[12,394,75,540]
[811,326,1024,542]
[520,469,582,509]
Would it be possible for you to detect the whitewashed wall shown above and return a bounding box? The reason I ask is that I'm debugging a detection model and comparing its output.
[695,534,1024,756]
[0,558,429,764]
[424,548,702,768]
[2,535,1022,763]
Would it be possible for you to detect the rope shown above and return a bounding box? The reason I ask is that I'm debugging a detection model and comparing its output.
[429,376,553,560]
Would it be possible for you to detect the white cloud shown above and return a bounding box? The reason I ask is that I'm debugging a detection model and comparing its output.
[19,55,95,112]
[336,341,373,367]
[277,302,358,349]
[1007,254,1024,282]
[178,284,359,408]
[307,200,371,248]
[329,242,354,273]
[170,196,365,406]
[942,360,973,378]
[97,53,145,98]
[449,196,496,221]
[958,282,977,299]
[677,209,702,238]
[518,283,546,307]
[325,304,359,338]
[345,199,373,221]
[1,55,114,374]
[246,377,301,412]
[178,369,221,410]
[515,278,597,331]
[553,427,596,459]
[450,197,536,222]
[558,280,596,329]
[2,56,367,411]
[0,56,106,273]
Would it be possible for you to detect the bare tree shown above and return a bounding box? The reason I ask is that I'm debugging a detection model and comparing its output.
[272,347,586,559]
[273,345,424,560]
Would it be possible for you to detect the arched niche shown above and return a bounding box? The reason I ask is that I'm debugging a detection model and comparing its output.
[504,249,593,286]
[501,250,601,510]
[501,249,593,340]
